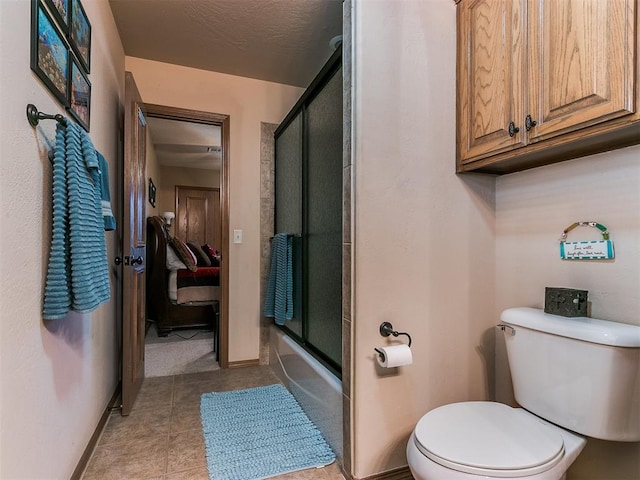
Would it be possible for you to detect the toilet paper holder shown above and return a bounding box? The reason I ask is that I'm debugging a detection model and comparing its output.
[375,322,412,362]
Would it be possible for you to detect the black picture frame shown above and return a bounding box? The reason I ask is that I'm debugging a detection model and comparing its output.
[44,0,69,33]
[31,0,69,108]
[148,178,157,207]
[67,54,91,132]
[69,0,90,73]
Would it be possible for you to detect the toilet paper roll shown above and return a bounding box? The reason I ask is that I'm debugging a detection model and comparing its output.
[375,344,413,368]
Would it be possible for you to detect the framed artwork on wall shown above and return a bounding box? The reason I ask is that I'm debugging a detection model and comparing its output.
[148,178,157,207]
[44,0,68,33]
[31,0,69,107]
[68,54,91,131]
[69,0,90,73]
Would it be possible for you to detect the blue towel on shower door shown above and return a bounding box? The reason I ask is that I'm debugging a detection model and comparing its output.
[263,233,294,325]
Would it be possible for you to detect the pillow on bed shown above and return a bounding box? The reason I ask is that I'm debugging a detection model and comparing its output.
[187,241,211,267]
[166,245,187,271]
[202,244,220,266]
[168,237,198,272]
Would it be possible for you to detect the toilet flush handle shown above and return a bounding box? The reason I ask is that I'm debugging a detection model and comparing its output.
[497,324,516,336]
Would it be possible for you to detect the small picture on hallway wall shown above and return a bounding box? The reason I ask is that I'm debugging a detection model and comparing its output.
[148,178,157,208]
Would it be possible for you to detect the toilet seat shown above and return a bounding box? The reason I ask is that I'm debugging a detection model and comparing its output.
[413,402,565,478]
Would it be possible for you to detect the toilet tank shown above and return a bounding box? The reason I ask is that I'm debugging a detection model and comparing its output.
[500,307,640,441]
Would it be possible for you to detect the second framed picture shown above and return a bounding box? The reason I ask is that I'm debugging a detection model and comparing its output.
[68,54,91,132]
[44,0,69,33]
[69,0,91,73]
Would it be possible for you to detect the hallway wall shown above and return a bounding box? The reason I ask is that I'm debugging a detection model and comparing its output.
[125,56,303,362]
[0,1,124,478]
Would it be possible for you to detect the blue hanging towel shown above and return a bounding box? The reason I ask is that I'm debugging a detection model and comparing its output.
[263,233,294,325]
[96,151,116,231]
[43,122,111,319]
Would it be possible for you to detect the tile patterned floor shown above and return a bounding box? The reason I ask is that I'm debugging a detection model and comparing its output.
[82,365,345,480]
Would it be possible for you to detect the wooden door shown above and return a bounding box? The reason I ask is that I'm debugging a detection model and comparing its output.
[527,0,636,142]
[122,72,147,416]
[457,0,525,165]
[175,186,221,249]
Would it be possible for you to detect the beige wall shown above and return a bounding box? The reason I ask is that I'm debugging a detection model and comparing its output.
[146,134,161,218]
[495,146,640,480]
[351,0,497,476]
[126,56,303,362]
[0,1,124,478]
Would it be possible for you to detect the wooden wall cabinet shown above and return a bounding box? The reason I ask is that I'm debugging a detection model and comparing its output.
[456,0,639,174]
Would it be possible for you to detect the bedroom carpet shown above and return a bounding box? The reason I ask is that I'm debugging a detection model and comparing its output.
[200,384,335,480]
[145,325,219,377]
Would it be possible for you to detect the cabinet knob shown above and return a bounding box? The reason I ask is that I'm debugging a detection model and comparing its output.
[525,114,538,131]
[508,121,520,137]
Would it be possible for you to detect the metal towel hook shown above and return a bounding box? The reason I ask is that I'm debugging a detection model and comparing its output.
[26,103,67,127]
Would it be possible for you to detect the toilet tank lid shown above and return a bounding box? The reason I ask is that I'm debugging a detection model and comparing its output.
[501,308,640,348]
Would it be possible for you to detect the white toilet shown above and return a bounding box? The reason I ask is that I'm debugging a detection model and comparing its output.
[407,307,640,480]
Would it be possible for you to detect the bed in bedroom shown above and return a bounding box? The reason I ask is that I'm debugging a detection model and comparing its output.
[146,215,219,339]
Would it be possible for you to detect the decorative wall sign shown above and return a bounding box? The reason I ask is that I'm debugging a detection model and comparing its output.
[559,222,615,260]
[69,0,91,73]
[68,54,91,131]
[31,0,69,107]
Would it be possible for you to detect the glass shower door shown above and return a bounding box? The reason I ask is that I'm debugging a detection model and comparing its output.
[305,67,343,369]
[273,51,343,376]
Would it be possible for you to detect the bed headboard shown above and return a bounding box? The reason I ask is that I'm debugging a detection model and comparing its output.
[146,216,170,319]
[145,215,217,335]
[147,215,169,272]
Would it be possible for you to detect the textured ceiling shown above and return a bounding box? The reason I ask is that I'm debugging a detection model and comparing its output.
[109,0,343,87]
[110,0,342,171]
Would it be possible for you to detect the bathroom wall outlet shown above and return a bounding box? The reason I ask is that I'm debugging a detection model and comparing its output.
[233,229,243,244]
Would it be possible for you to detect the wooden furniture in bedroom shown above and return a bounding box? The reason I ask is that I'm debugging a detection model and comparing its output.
[146,215,216,336]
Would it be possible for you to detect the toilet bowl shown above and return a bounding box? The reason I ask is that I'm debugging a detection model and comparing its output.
[406,308,640,480]
[407,402,586,480]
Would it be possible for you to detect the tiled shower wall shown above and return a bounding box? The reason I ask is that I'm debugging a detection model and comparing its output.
[259,122,278,365]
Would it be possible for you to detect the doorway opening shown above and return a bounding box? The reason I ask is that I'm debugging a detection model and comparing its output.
[143,103,230,373]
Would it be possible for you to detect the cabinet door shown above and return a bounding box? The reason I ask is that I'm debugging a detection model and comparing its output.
[457,0,526,164]
[527,0,636,142]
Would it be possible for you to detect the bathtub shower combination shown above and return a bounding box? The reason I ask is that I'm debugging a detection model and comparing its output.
[270,327,343,461]
[266,46,345,464]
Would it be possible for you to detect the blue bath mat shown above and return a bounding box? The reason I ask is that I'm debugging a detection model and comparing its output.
[200,384,335,480]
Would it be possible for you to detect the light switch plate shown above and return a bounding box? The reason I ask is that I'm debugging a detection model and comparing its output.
[233,229,243,244]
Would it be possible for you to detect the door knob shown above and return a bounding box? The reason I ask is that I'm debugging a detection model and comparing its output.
[114,257,123,265]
